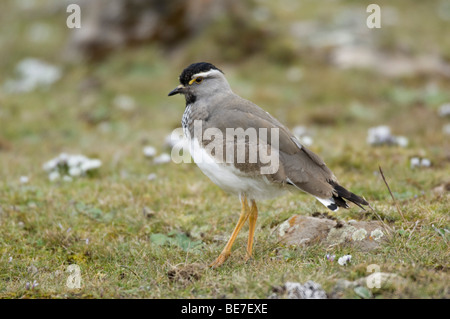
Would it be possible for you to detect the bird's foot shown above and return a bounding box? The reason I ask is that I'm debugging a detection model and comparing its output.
[244,255,253,264]
[209,251,230,268]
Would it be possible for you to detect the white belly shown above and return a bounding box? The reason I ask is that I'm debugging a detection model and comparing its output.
[188,138,287,200]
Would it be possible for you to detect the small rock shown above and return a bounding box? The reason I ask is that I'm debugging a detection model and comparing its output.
[279,215,387,251]
[420,158,431,167]
[438,103,450,117]
[443,124,450,135]
[19,176,29,184]
[278,215,335,245]
[356,272,405,289]
[142,206,154,218]
[48,171,60,181]
[67,154,87,168]
[272,281,327,299]
[367,126,408,147]
[352,228,367,241]
[410,157,431,169]
[153,153,171,164]
[432,182,450,195]
[143,146,157,157]
[395,136,409,148]
[3,58,61,93]
[410,157,420,168]
[332,272,405,298]
[278,219,291,237]
[367,126,392,145]
[27,22,52,43]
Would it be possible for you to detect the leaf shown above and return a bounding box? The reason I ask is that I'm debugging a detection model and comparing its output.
[149,232,203,251]
[174,233,202,251]
[398,229,407,236]
[354,286,373,299]
[150,233,170,246]
[87,207,103,219]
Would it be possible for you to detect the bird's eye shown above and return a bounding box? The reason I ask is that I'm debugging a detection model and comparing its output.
[188,76,204,85]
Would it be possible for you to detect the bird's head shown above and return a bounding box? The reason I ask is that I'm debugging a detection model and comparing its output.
[168,62,230,104]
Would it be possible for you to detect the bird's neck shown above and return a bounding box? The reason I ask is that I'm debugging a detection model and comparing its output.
[184,93,197,106]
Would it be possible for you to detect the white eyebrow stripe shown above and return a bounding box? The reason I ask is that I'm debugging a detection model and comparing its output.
[192,69,222,79]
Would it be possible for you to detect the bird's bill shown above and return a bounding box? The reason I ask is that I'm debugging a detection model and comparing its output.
[168,85,185,96]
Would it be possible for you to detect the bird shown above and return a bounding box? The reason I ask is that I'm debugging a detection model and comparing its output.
[168,62,369,268]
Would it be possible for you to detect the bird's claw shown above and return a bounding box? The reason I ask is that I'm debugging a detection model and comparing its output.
[209,252,230,268]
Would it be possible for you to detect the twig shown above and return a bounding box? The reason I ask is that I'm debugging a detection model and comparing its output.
[432,224,449,246]
[378,165,406,222]
[120,265,141,279]
[406,220,420,243]
[367,202,393,236]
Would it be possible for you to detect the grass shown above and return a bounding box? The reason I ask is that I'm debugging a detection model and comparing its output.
[0,0,449,298]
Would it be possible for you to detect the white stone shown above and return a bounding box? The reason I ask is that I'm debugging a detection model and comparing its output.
[143,146,157,157]
[153,153,171,164]
[48,171,60,181]
[3,58,61,93]
[352,228,368,241]
[19,176,29,184]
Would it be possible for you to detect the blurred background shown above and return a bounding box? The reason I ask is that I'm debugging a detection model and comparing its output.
[1,0,449,178]
[0,0,449,202]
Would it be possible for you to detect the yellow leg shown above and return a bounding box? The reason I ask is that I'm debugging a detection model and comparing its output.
[209,194,251,268]
[245,200,258,262]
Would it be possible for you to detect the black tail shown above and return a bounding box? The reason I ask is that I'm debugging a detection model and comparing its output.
[329,180,369,210]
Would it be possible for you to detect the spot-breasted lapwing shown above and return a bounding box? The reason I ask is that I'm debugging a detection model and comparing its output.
[168,62,369,267]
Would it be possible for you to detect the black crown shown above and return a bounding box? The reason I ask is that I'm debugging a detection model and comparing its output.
[179,62,223,86]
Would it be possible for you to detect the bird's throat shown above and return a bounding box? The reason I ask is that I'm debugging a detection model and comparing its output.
[185,93,196,106]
